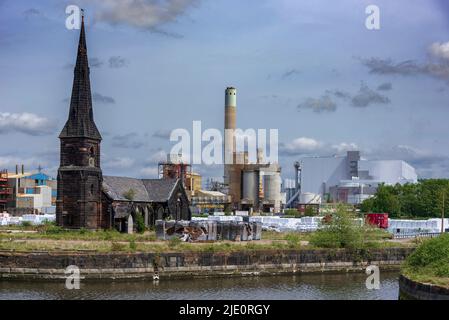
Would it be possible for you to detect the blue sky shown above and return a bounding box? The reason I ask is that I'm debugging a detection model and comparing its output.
[1,0,449,181]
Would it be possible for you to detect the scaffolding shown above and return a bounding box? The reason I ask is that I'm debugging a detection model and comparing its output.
[0,169,11,211]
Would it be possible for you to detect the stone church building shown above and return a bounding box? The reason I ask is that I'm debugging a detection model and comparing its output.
[56,16,191,232]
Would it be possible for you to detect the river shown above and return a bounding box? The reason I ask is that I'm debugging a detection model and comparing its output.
[0,271,400,300]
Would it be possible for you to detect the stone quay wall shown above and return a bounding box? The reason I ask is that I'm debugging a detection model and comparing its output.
[399,275,449,300]
[0,247,414,280]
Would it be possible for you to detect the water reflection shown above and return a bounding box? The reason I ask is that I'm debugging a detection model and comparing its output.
[0,272,399,300]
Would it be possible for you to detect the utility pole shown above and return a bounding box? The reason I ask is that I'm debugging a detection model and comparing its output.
[442,192,445,235]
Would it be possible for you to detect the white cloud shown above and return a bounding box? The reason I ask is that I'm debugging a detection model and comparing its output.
[103,157,135,169]
[0,112,56,135]
[429,42,449,61]
[140,166,159,178]
[332,142,358,153]
[281,137,358,156]
[90,0,198,30]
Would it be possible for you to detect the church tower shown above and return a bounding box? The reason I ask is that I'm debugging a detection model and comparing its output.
[56,14,103,229]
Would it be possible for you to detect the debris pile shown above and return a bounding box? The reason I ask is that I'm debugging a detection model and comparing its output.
[156,220,262,242]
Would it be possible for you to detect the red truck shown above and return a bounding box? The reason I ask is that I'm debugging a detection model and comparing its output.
[365,213,389,229]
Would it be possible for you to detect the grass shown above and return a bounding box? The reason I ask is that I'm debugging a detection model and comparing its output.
[402,233,449,288]
[0,222,409,253]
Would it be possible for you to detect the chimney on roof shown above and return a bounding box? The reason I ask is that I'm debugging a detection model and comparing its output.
[15,165,18,175]
[21,164,24,175]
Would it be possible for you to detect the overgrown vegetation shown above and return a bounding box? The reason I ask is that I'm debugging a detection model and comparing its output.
[135,214,146,234]
[402,234,449,287]
[361,179,449,219]
[122,188,136,201]
[309,204,391,249]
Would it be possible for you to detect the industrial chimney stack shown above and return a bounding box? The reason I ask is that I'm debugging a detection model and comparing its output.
[224,87,237,185]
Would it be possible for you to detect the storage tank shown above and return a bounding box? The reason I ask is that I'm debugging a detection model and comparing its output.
[299,192,321,204]
[263,172,281,202]
[242,170,259,203]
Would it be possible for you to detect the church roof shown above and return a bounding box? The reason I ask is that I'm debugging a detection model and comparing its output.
[59,14,102,140]
[102,176,180,203]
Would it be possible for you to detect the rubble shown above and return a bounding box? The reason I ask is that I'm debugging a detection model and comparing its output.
[156,220,262,242]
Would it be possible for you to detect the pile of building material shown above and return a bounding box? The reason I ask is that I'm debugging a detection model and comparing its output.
[0,212,55,226]
[388,218,449,236]
[156,220,261,242]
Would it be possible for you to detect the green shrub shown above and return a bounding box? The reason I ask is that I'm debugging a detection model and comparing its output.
[309,204,363,249]
[403,234,449,280]
[21,221,32,227]
[285,233,302,248]
[111,242,127,252]
[135,214,145,234]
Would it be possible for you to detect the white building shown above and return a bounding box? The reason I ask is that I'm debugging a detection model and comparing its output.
[297,151,418,204]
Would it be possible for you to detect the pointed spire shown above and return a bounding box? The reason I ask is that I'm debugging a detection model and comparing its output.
[60,11,102,140]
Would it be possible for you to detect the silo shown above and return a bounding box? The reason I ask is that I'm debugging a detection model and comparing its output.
[264,173,281,201]
[263,172,281,212]
[242,170,259,204]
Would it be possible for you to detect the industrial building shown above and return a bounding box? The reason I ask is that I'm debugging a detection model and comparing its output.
[223,87,283,213]
[0,165,57,214]
[285,151,418,206]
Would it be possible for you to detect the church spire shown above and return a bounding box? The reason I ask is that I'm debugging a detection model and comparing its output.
[59,11,102,140]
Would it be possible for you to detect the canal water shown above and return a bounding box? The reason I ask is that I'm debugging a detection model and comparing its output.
[0,271,400,300]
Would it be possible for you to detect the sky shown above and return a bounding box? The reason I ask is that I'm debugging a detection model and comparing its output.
[1,0,449,182]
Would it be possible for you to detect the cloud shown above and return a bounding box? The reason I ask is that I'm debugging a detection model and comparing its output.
[146,149,167,164]
[23,8,43,19]
[90,0,199,31]
[111,133,144,149]
[92,92,115,104]
[103,157,135,169]
[140,166,159,178]
[297,95,337,113]
[90,57,104,68]
[360,57,449,83]
[152,129,172,140]
[351,83,390,108]
[64,57,103,69]
[429,42,449,61]
[0,112,56,135]
[326,89,351,100]
[282,69,301,79]
[366,145,449,179]
[377,82,393,91]
[280,137,358,157]
[109,56,128,68]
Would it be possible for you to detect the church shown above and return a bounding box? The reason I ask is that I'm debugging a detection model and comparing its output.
[56,15,191,232]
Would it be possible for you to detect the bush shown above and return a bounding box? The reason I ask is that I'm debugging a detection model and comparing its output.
[135,214,145,234]
[403,234,449,280]
[284,233,302,248]
[111,242,127,252]
[309,204,363,249]
[21,221,32,227]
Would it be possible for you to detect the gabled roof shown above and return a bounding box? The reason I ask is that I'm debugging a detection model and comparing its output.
[103,176,149,202]
[142,179,179,202]
[102,176,180,203]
